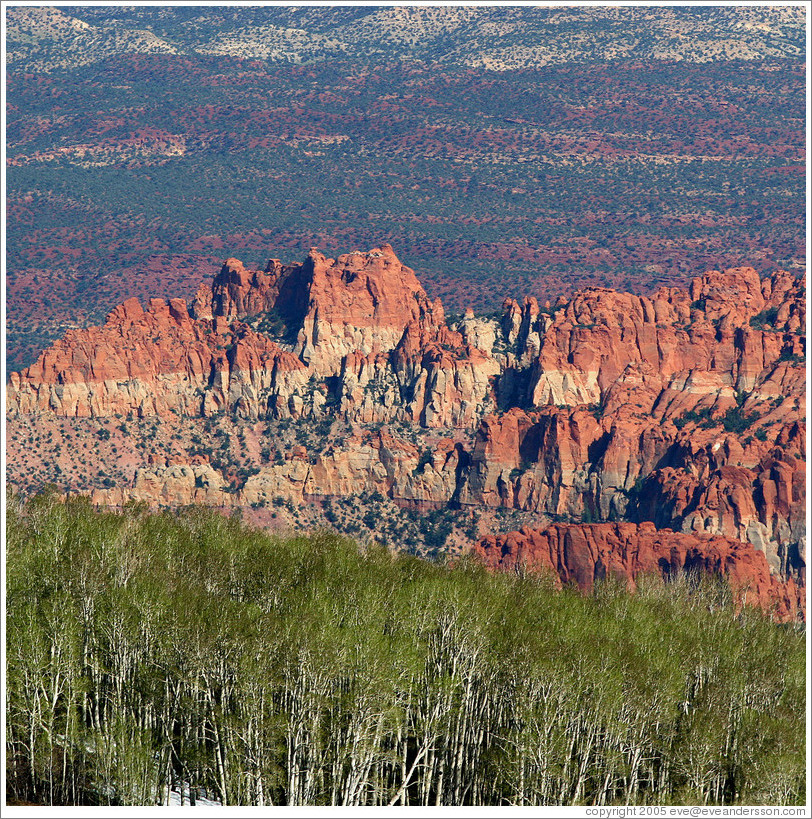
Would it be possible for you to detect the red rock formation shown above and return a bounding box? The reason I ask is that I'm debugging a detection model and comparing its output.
[474,522,803,620]
[7,294,307,418]
[636,432,806,582]
[461,267,805,577]
[207,256,307,322]
[6,248,805,604]
[204,245,446,377]
[513,266,804,411]
[8,245,502,429]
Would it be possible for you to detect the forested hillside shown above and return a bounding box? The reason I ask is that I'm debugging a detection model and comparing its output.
[6,493,805,806]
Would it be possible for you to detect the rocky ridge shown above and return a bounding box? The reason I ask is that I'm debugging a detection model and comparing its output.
[7,245,805,614]
[474,522,804,621]
[8,6,804,72]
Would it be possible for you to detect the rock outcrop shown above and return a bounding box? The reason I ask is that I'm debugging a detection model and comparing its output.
[459,267,805,579]
[205,245,445,376]
[9,246,498,427]
[505,265,804,412]
[474,522,804,620]
[7,246,805,613]
[7,296,310,419]
[92,429,464,511]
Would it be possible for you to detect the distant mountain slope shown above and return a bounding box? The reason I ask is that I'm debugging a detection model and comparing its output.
[6,5,806,71]
[5,6,805,371]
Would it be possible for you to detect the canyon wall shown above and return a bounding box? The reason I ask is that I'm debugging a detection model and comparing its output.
[7,246,805,611]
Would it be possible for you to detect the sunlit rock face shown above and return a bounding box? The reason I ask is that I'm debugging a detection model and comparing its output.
[474,521,804,620]
[7,248,805,610]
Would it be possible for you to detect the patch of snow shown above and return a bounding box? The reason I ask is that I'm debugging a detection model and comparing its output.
[166,782,222,807]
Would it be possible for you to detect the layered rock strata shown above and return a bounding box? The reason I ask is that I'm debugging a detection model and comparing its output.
[92,430,463,512]
[7,246,805,609]
[10,246,496,427]
[7,295,310,419]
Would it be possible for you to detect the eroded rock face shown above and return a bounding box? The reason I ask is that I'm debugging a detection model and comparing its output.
[92,429,463,512]
[474,522,804,620]
[207,245,445,377]
[459,267,805,580]
[509,266,804,411]
[93,460,228,507]
[636,427,806,580]
[6,247,805,611]
[297,245,444,377]
[7,296,309,420]
[8,245,495,429]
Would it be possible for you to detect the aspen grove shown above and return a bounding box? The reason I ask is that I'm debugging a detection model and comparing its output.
[5,492,805,806]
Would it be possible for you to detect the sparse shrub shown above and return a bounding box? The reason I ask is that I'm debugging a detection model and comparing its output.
[673,405,715,430]
[722,406,760,434]
[749,306,779,329]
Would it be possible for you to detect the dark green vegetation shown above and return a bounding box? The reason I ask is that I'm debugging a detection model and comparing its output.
[6,7,805,370]
[6,493,805,806]
[672,392,768,435]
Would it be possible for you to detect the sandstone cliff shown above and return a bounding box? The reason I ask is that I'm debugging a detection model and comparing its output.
[7,295,309,419]
[474,522,803,620]
[9,246,496,428]
[461,266,805,580]
[6,247,805,609]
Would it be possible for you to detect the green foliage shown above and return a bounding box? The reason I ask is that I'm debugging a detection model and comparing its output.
[250,308,297,342]
[673,405,715,430]
[418,508,455,553]
[5,493,805,807]
[722,405,761,434]
[413,449,434,475]
[749,306,779,329]
[778,348,804,365]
